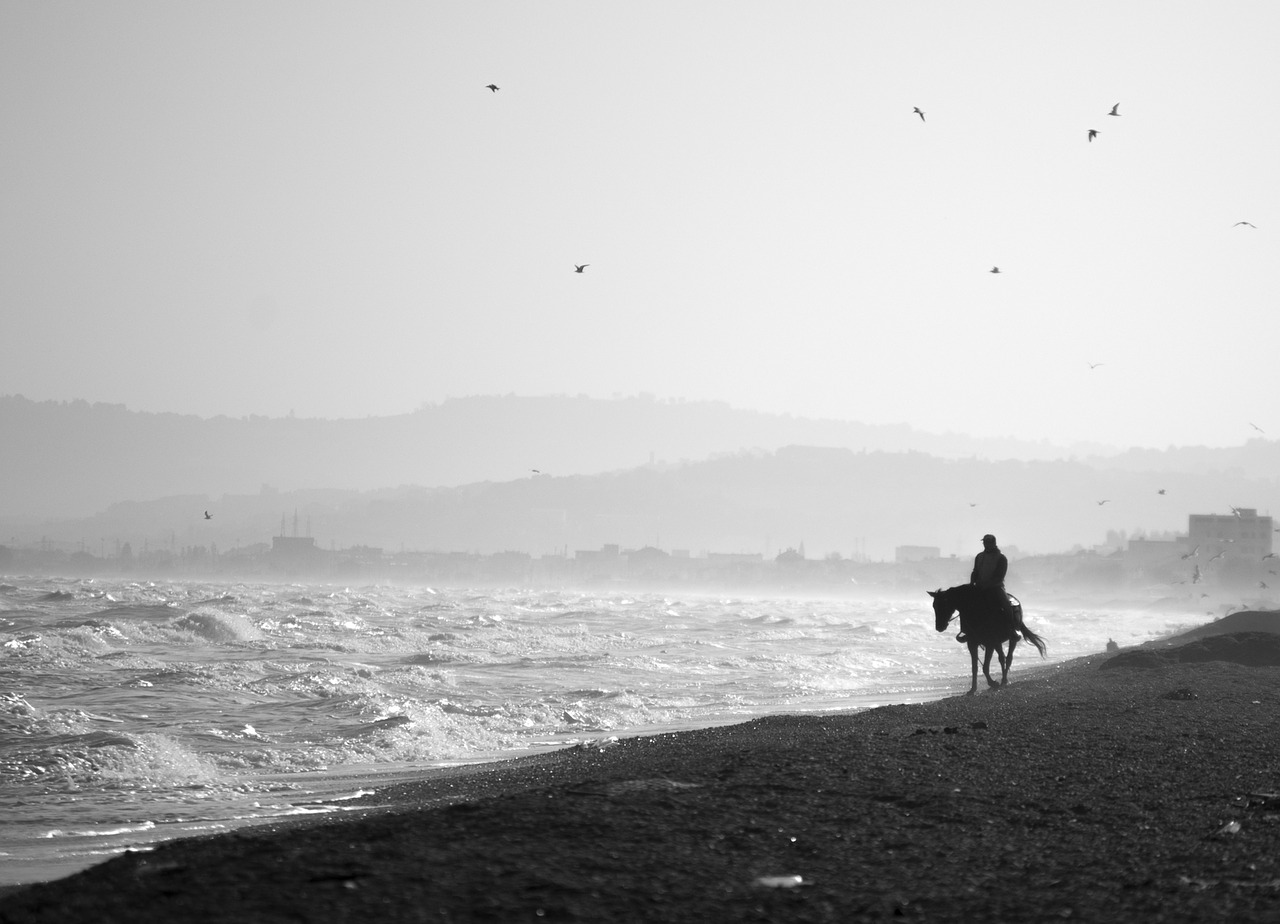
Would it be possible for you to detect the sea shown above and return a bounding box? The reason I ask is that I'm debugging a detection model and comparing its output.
[0,575,1216,888]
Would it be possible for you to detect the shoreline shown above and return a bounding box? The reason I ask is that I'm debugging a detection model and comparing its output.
[0,681,963,893]
[5,634,1280,922]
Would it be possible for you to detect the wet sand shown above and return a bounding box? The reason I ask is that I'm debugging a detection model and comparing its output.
[4,628,1280,923]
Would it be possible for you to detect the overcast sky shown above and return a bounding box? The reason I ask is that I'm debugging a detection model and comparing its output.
[3,1,1277,451]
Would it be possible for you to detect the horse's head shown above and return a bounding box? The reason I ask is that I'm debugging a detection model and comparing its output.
[928,588,955,633]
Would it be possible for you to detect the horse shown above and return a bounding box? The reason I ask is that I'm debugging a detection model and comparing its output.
[929,584,1047,695]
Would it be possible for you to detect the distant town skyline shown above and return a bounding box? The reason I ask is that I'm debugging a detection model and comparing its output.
[3,3,1278,450]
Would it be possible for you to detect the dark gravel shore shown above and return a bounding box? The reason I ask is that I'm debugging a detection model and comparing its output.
[4,626,1280,923]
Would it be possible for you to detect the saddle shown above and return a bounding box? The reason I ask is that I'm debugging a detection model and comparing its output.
[956,592,1022,643]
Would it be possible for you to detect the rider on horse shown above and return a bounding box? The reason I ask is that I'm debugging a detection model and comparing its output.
[972,533,1017,631]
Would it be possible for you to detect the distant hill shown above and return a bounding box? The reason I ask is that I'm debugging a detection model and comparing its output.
[1,393,1109,519]
[1091,441,1280,480]
[4,395,1277,559]
[10,444,1279,561]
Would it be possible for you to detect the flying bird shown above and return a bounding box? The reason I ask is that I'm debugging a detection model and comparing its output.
[1087,129,1099,142]
[1096,499,1109,506]
[1108,103,1121,116]
[913,107,925,122]
[1234,221,1256,228]
[1181,545,1198,559]
[1249,422,1264,434]
[989,266,1001,274]
[574,264,589,273]
[485,84,500,92]
[1158,488,1167,495]
[203,510,212,520]
[1209,550,1225,562]
[1088,362,1104,369]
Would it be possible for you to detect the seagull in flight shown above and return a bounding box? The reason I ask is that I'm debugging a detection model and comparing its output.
[1088,361,1104,369]
[989,266,1001,274]
[1096,499,1109,506]
[574,264,589,273]
[1158,488,1167,495]
[1209,550,1225,563]
[1234,221,1256,228]
[1108,103,1121,116]
[913,107,925,122]
[1250,422,1265,434]
[204,510,213,520]
[485,84,500,92]
[1181,545,1198,559]
[1088,129,1099,142]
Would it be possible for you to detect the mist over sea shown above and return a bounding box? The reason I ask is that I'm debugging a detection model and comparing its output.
[1,576,1214,886]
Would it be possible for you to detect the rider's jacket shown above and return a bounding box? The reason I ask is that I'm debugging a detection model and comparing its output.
[971,549,1008,588]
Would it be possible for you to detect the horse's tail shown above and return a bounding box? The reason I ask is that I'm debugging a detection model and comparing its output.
[1019,624,1047,658]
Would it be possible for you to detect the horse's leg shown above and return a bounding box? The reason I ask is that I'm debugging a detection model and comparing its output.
[1001,636,1019,686]
[991,643,1007,685]
[967,641,980,695]
[982,645,1000,689]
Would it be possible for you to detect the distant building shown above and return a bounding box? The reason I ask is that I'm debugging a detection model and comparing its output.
[895,545,941,564]
[1188,509,1273,559]
[1126,536,1190,562]
[706,552,764,565]
[575,544,620,562]
[271,535,319,573]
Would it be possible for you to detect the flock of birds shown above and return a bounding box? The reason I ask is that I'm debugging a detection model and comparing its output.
[486,89,1261,278]
[911,97,1264,421]
[915,100,1129,143]
[914,99,1259,279]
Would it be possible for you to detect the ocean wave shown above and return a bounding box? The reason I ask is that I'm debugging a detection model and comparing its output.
[168,611,263,644]
[42,821,157,839]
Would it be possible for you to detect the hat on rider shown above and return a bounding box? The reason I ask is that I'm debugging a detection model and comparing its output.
[982,534,997,543]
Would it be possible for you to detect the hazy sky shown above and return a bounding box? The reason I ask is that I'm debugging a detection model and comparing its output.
[3,2,1277,450]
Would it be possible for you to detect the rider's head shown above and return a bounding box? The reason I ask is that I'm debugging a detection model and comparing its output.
[981,533,997,550]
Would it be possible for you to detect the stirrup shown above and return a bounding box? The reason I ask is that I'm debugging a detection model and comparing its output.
[955,631,967,642]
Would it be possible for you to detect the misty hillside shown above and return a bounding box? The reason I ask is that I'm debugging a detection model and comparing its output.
[16,445,1280,561]
[2,394,1116,518]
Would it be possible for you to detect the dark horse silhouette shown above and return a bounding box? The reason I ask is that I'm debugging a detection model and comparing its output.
[930,584,1047,695]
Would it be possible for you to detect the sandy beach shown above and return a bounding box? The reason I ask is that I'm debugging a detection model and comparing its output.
[4,619,1280,923]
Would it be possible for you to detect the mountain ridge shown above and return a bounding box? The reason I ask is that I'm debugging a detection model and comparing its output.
[3,393,1120,519]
